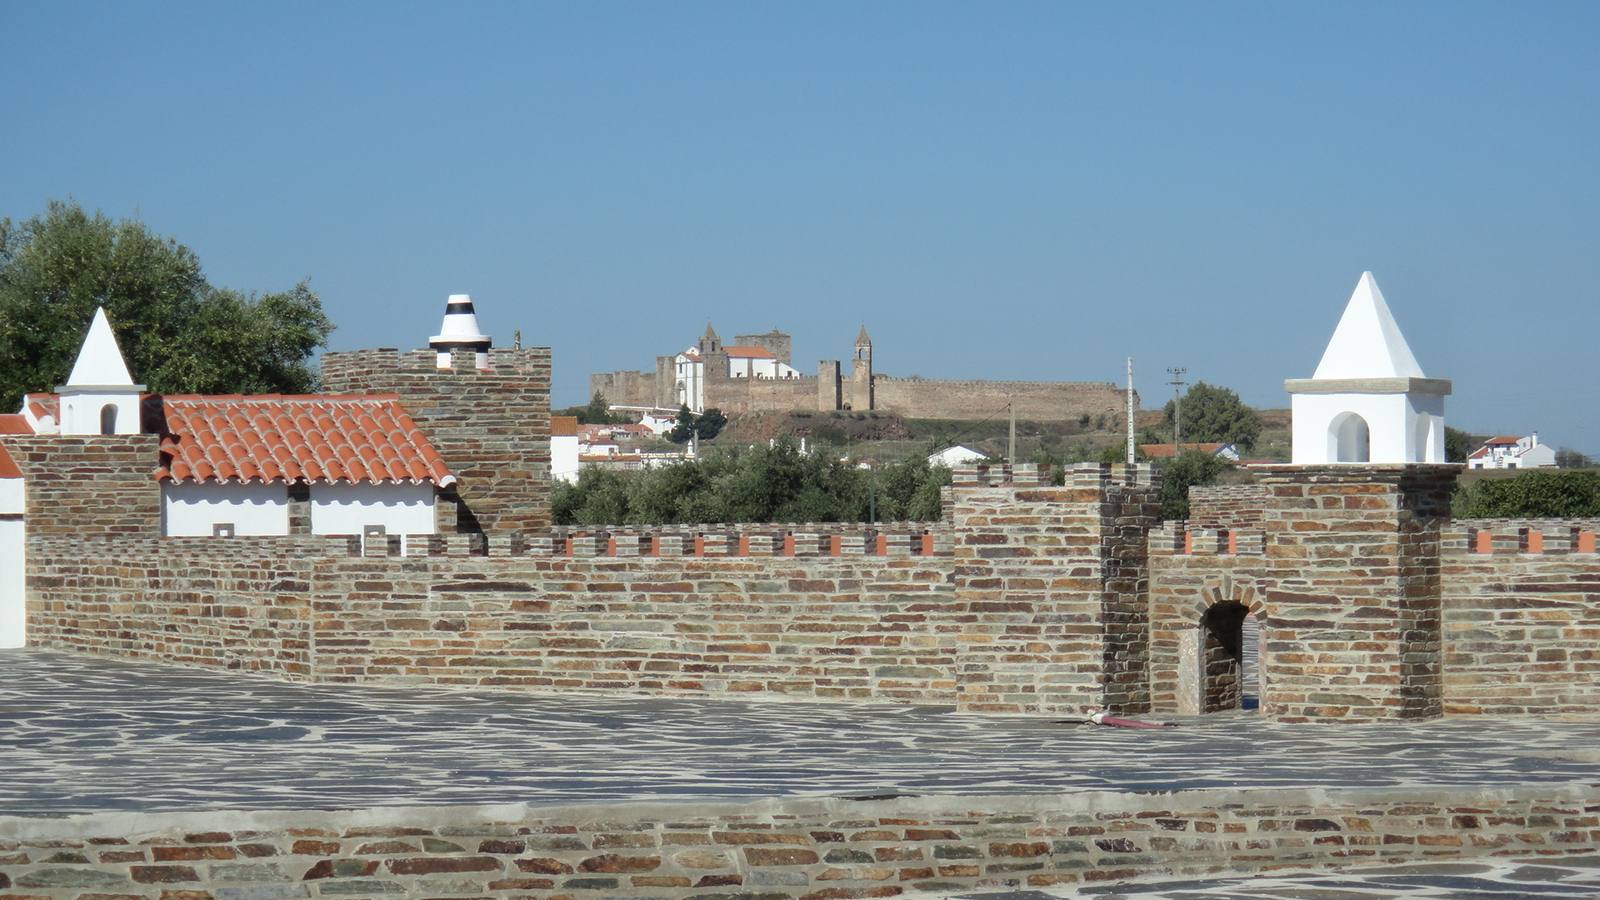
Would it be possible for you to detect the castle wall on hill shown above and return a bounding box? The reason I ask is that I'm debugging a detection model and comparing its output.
[321,347,552,535]
[703,373,822,415]
[589,370,658,408]
[872,376,1130,422]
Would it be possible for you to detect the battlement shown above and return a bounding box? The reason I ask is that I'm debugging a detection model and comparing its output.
[1446,518,1600,555]
[1149,522,1266,557]
[950,461,1156,488]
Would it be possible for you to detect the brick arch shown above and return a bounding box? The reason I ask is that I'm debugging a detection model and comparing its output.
[1186,577,1268,624]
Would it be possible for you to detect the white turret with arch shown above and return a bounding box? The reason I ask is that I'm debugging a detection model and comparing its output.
[57,307,145,436]
[1286,272,1449,464]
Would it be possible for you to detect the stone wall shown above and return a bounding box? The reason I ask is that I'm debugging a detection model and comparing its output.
[589,370,658,408]
[705,372,824,415]
[2,784,1596,898]
[26,537,322,677]
[321,347,552,534]
[1442,519,1600,715]
[23,465,1162,715]
[873,376,1129,422]
[1186,484,1267,531]
[0,434,160,536]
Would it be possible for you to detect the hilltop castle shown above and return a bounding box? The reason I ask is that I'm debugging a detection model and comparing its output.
[590,325,1132,421]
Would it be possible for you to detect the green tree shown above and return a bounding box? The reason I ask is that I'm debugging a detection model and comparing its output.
[694,407,728,440]
[1556,447,1595,469]
[1158,450,1229,520]
[0,200,332,408]
[668,404,696,443]
[1162,382,1262,451]
[553,391,621,425]
[1445,427,1480,463]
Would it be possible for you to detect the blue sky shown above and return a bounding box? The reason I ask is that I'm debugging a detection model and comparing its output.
[4,3,1597,451]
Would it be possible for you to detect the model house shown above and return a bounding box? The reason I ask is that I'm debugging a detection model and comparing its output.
[1468,434,1557,469]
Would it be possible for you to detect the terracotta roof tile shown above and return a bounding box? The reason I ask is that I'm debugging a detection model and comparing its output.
[0,414,33,435]
[156,395,454,487]
[0,444,19,479]
[1138,442,1227,459]
[551,416,579,437]
[1483,435,1523,446]
[724,345,776,359]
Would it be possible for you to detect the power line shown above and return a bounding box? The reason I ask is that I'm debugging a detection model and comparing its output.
[1166,367,1188,450]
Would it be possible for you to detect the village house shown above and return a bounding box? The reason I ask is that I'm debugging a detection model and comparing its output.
[1468,433,1557,469]
[1138,441,1241,461]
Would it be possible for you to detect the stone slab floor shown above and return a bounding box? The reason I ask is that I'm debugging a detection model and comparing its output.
[3,648,1600,816]
[956,855,1600,898]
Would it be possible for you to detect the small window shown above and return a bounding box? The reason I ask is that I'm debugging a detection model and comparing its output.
[99,403,118,435]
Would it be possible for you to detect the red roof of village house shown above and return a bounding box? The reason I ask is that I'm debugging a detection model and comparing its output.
[0,414,33,435]
[1139,442,1228,459]
[0,444,20,479]
[155,395,454,486]
[1483,435,1523,446]
[551,415,579,437]
[723,345,776,359]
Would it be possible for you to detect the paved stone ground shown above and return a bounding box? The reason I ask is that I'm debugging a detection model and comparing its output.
[954,855,1600,898]
[4,649,1600,816]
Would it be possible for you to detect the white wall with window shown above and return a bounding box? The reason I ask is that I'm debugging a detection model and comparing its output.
[161,482,291,536]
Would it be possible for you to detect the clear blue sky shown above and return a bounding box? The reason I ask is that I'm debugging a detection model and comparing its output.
[4,3,1597,451]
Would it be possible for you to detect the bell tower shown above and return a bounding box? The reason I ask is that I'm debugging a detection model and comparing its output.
[849,324,874,411]
[57,307,144,436]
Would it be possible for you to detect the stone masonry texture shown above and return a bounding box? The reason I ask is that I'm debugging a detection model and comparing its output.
[2,785,1597,899]
[0,434,160,536]
[320,347,552,535]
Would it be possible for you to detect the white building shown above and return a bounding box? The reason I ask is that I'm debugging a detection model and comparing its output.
[551,416,581,484]
[672,324,803,412]
[1468,434,1557,470]
[1286,272,1450,464]
[928,445,989,467]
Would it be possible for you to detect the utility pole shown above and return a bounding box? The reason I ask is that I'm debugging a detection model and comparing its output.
[1166,367,1188,451]
[1007,400,1016,464]
[1126,357,1135,465]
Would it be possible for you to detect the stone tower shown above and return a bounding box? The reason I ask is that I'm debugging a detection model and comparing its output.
[848,324,874,411]
[1286,272,1449,464]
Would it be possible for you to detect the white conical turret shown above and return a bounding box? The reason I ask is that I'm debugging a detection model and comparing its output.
[57,307,146,435]
[1286,273,1449,465]
[428,294,492,369]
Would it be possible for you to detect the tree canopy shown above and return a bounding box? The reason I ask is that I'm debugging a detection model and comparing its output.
[553,391,623,425]
[0,200,332,410]
[1162,382,1262,450]
[1157,450,1230,520]
[553,438,949,526]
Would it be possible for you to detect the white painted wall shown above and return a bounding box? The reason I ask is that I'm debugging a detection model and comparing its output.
[1291,392,1443,465]
[311,482,435,536]
[162,482,290,536]
[0,478,24,649]
[58,390,142,436]
[552,434,581,484]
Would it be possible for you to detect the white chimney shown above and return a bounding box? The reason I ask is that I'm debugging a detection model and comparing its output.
[428,294,492,369]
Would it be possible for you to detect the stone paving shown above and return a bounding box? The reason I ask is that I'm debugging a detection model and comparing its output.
[4,649,1600,816]
[955,855,1600,898]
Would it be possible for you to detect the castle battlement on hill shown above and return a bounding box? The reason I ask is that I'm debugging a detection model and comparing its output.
[590,325,1131,421]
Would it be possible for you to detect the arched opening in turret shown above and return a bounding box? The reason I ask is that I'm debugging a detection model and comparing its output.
[1329,412,1370,463]
[99,404,118,435]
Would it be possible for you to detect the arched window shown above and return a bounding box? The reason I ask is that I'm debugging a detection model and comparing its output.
[99,404,118,435]
[1329,412,1370,463]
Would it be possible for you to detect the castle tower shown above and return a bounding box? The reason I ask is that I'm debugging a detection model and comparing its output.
[849,324,874,411]
[57,307,145,436]
[696,322,722,357]
[429,294,492,370]
[1285,272,1449,464]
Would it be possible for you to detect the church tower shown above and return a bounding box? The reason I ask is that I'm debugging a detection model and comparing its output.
[849,324,874,411]
[1285,272,1450,464]
[57,307,144,436]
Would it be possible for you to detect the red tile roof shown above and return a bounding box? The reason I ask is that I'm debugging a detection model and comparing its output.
[156,395,454,487]
[723,345,776,359]
[0,444,19,479]
[25,394,57,422]
[551,415,579,437]
[1139,442,1228,459]
[0,414,33,435]
[1483,435,1523,446]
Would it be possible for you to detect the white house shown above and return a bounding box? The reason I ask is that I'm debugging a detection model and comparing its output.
[928,444,989,467]
[672,325,803,412]
[1468,434,1557,470]
[0,445,23,649]
[551,416,581,484]
[1286,272,1450,464]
